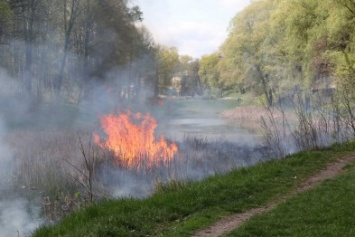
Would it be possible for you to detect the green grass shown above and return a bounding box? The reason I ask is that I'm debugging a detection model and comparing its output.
[226,151,355,236]
[33,142,355,237]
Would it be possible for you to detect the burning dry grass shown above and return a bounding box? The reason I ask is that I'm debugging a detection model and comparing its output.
[94,111,178,169]
[3,122,267,224]
[94,134,267,197]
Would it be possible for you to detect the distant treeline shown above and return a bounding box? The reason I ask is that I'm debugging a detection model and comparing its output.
[199,0,355,106]
[0,0,202,104]
[2,0,354,105]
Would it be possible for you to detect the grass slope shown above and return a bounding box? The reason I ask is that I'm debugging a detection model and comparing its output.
[33,142,355,237]
[227,153,355,236]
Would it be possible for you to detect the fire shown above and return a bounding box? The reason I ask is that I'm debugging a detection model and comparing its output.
[94,111,178,169]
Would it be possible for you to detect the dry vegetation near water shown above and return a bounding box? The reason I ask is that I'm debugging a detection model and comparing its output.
[221,106,295,130]
[222,101,355,159]
[7,101,348,223]
[33,141,355,237]
[2,128,267,224]
[5,130,106,221]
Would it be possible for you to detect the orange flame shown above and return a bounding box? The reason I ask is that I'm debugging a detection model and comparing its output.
[94,111,178,169]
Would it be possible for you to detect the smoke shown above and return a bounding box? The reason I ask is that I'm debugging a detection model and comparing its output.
[0,23,264,234]
[0,119,14,193]
[0,200,42,237]
[0,106,42,237]
[93,134,265,201]
[99,168,154,198]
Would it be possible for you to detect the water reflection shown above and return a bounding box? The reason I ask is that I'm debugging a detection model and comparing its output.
[155,99,262,146]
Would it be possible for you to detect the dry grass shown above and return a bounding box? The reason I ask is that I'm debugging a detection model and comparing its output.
[4,129,111,221]
[1,128,267,223]
[221,106,295,130]
[8,130,82,192]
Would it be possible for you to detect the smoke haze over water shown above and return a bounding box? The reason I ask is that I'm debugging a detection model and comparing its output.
[0,58,263,235]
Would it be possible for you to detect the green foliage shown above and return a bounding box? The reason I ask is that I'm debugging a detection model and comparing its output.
[175,55,201,96]
[217,0,355,106]
[33,143,355,236]
[0,0,11,48]
[0,0,11,21]
[0,0,158,101]
[219,0,282,106]
[155,46,180,88]
[199,53,221,96]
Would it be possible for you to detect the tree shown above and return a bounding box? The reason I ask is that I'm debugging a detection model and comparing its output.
[0,0,11,44]
[0,0,153,104]
[216,0,354,106]
[79,0,146,101]
[199,53,221,96]
[176,55,201,96]
[154,46,179,96]
[54,0,80,95]
[219,0,278,106]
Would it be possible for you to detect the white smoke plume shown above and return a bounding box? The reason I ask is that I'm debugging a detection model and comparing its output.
[0,200,42,237]
[0,72,42,237]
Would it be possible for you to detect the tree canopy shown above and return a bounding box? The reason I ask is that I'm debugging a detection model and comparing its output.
[202,0,355,105]
[0,0,182,103]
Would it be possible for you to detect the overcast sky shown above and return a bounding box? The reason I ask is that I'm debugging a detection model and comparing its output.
[133,0,251,58]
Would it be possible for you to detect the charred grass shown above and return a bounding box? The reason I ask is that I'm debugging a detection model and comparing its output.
[32,142,355,237]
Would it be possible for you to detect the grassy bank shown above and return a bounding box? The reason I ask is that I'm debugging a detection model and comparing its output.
[227,152,355,236]
[33,142,355,237]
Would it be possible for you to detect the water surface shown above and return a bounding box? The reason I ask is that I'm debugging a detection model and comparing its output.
[155,99,262,146]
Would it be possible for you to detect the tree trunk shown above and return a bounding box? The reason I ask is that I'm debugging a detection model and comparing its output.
[55,0,79,95]
[256,65,273,107]
[23,0,37,95]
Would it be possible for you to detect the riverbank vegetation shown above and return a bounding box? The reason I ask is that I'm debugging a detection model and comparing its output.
[1,0,355,235]
[202,0,355,161]
[33,142,355,236]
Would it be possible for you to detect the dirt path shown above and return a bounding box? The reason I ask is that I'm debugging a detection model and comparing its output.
[192,153,355,237]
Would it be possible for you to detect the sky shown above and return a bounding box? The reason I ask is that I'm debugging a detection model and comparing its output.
[133,0,251,58]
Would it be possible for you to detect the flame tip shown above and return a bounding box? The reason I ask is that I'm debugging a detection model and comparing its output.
[94,110,178,169]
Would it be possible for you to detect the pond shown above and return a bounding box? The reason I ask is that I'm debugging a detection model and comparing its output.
[154,99,262,147]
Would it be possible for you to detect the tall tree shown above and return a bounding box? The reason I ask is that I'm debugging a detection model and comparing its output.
[154,46,179,96]
[54,0,81,95]
[0,0,11,44]
[219,0,278,106]
[199,53,221,96]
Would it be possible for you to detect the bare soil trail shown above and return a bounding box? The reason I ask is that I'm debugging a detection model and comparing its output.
[192,153,355,237]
